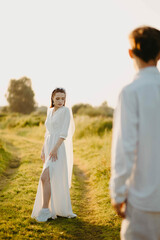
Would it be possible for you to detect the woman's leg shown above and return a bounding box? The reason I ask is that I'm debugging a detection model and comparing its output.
[41,167,51,208]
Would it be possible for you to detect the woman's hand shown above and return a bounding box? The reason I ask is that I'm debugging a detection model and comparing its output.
[49,148,58,162]
[49,138,64,162]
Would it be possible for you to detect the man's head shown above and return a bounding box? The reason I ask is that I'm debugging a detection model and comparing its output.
[128,26,160,66]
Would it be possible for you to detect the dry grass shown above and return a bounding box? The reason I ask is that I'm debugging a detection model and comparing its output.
[0,115,120,240]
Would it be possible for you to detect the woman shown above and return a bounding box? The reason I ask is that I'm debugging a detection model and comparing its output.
[31,88,76,222]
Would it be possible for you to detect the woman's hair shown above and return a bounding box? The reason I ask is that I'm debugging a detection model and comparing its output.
[50,88,66,108]
[129,26,160,62]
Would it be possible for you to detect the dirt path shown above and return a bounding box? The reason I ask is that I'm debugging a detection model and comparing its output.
[71,161,109,239]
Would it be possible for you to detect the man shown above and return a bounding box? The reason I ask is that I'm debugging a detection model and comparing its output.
[110,26,160,239]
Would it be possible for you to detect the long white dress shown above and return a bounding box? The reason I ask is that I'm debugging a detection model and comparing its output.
[31,106,76,221]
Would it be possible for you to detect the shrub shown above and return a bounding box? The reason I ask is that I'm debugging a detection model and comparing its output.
[0,113,46,129]
[72,102,113,117]
[0,140,12,176]
[74,116,113,139]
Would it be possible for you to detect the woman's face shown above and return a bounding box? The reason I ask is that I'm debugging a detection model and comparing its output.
[53,92,66,109]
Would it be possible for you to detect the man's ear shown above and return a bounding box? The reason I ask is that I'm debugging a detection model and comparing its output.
[157,52,160,61]
[128,49,134,59]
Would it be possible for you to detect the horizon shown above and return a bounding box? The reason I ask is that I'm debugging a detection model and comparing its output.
[0,0,160,109]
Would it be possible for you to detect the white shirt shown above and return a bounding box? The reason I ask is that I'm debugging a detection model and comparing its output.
[110,66,160,211]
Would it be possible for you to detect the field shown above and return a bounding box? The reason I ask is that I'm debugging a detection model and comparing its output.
[0,113,121,240]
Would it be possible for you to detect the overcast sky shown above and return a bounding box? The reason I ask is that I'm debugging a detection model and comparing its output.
[0,0,160,108]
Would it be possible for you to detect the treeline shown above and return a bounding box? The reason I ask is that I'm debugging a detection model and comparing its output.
[72,101,113,117]
[1,76,113,118]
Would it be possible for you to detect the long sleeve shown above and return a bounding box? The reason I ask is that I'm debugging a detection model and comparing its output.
[44,108,50,139]
[60,107,70,139]
[110,87,138,203]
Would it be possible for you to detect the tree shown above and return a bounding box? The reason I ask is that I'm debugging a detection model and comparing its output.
[101,101,108,107]
[72,101,113,117]
[6,77,36,114]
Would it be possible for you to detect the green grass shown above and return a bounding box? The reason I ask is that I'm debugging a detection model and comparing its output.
[0,112,46,129]
[0,140,11,176]
[0,115,120,240]
[73,116,112,138]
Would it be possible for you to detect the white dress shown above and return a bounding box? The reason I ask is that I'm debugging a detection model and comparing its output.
[31,106,76,221]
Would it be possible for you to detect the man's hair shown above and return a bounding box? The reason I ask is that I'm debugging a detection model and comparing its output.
[129,26,160,62]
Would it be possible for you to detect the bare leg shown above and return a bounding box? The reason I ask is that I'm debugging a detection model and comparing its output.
[41,167,51,208]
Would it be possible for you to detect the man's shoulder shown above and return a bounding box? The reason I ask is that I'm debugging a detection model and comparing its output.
[121,81,138,96]
[121,72,149,95]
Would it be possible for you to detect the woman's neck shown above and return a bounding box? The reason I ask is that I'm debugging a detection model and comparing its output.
[54,106,58,111]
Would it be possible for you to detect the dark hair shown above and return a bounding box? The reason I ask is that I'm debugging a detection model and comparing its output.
[50,88,66,108]
[129,26,160,62]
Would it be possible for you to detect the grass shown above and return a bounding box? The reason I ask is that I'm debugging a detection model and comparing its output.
[0,140,12,176]
[0,114,121,240]
[0,112,46,129]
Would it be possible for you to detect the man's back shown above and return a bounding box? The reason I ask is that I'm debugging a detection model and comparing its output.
[125,66,160,211]
[110,66,160,211]
[110,25,160,240]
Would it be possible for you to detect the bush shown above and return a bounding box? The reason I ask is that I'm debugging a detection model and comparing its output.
[72,102,113,117]
[0,113,46,129]
[97,120,112,135]
[0,140,12,176]
[0,106,10,113]
[74,116,113,139]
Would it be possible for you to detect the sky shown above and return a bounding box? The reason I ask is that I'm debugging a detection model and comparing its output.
[0,0,160,108]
